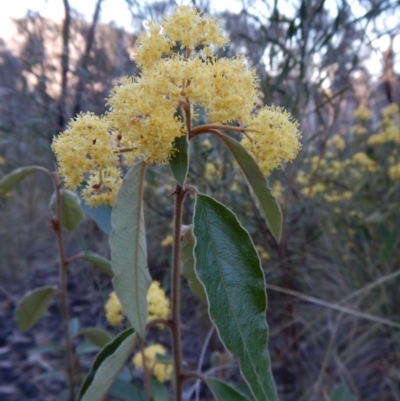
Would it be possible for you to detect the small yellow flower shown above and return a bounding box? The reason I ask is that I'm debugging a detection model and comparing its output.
[0,156,6,166]
[327,134,345,150]
[230,180,239,192]
[352,152,378,172]
[302,183,326,197]
[323,191,352,203]
[147,281,170,322]
[132,343,173,383]
[388,163,400,180]
[202,138,213,150]
[105,281,170,326]
[161,235,173,247]
[353,105,372,121]
[105,292,124,326]
[205,162,218,181]
[272,180,283,200]
[255,245,270,261]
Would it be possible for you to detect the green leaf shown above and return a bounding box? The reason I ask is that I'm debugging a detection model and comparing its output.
[0,166,36,197]
[79,328,113,348]
[80,252,113,277]
[287,19,297,38]
[181,226,207,301]
[215,133,282,242]
[30,342,63,354]
[81,200,112,234]
[60,389,72,401]
[35,370,65,381]
[49,189,84,231]
[193,194,278,401]
[206,378,252,401]
[300,0,307,20]
[76,342,100,354]
[169,134,189,186]
[79,328,138,401]
[14,286,57,332]
[150,379,169,401]
[331,385,356,401]
[232,383,256,401]
[109,379,145,401]
[110,161,151,338]
[155,353,173,364]
[69,318,80,338]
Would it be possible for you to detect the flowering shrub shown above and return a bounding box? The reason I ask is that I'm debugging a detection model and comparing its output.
[52,6,300,207]
[3,6,302,401]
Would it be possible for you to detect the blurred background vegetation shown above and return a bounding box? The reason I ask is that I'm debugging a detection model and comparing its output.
[0,0,399,400]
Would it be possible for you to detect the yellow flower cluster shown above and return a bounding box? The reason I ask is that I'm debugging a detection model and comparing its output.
[323,191,352,203]
[204,160,224,181]
[132,343,173,383]
[134,6,228,70]
[352,152,378,172]
[52,6,301,205]
[353,105,372,121]
[368,104,400,145]
[388,163,400,180]
[161,234,173,247]
[104,281,170,326]
[272,180,283,200]
[105,291,124,326]
[327,134,345,150]
[147,281,170,321]
[255,245,270,261]
[302,183,326,197]
[51,113,122,206]
[368,130,400,145]
[242,106,302,175]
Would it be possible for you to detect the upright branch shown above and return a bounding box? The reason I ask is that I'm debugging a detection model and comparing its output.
[49,171,76,401]
[73,0,104,116]
[57,0,71,132]
[171,185,189,401]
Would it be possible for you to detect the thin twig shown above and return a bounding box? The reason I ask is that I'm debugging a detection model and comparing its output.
[49,171,76,401]
[194,326,215,401]
[267,284,400,329]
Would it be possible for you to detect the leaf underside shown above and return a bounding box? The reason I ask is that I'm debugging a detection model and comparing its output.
[181,226,207,301]
[215,133,282,242]
[79,328,138,401]
[110,161,151,338]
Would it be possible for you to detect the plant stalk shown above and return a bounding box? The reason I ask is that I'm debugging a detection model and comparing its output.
[171,186,187,401]
[51,173,76,401]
